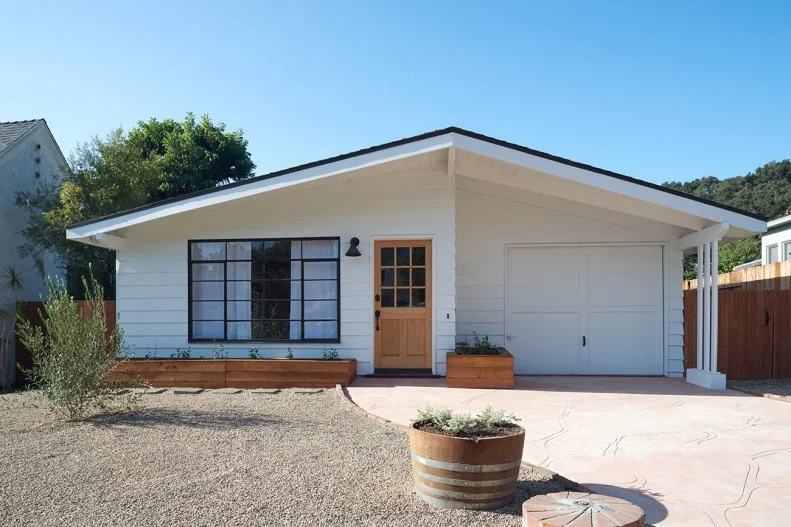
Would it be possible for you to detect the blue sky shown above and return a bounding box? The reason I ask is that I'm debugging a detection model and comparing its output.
[2,1,789,184]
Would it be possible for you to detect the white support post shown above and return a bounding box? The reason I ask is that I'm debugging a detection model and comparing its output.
[703,241,711,372]
[681,223,729,390]
[696,244,703,370]
[711,239,719,373]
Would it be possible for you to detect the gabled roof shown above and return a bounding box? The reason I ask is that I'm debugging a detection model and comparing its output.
[66,126,767,240]
[0,119,42,153]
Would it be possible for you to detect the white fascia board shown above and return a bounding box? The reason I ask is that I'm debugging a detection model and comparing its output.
[451,133,767,234]
[66,133,454,240]
[767,215,791,228]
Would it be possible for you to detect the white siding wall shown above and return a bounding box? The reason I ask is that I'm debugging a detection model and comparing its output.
[454,177,686,377]
[116,169,455,375]
[762,227,791,264]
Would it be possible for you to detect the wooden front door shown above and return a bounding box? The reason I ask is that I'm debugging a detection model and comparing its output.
[374,240,432,370]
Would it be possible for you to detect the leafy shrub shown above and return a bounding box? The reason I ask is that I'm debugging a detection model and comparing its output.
[17,276,138,420]
[322,348,339,360]
[455,332,499,355]
[171,347,191,359]
[414,405,519,437]
[248,348,260,359]
[0,265,25,393]
[285,347,294,359]
[211,341,227,359]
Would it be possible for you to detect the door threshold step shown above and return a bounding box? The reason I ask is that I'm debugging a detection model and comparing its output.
[367,369,439,378]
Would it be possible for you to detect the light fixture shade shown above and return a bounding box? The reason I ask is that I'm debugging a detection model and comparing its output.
[345,237,361,257]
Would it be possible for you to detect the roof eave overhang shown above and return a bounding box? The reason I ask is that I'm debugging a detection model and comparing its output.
[66,128,767,243]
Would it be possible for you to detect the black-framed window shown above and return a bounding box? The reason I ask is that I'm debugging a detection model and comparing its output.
[188,238,340,342]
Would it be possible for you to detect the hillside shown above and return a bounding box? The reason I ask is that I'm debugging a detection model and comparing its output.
[662,159,791,278]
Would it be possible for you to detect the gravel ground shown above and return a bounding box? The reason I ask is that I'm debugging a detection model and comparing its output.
[0,389,567,527]
[729,378,791,402]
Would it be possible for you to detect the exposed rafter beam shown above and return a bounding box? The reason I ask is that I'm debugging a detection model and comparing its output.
[676,222,729,250]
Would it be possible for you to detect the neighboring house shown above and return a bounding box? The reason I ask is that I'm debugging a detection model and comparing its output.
[0,119,66,388]
[0,119,65,301]
[65,127,765,387]
[762,213,791,264]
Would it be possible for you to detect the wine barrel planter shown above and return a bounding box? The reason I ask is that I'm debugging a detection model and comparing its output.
[408,423,525,510]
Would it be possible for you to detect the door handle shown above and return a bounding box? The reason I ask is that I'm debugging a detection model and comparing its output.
[375,310,381,331]
[582,336,586,347]
[765,311,770,327]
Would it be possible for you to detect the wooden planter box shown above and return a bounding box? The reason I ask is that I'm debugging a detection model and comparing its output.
[109,359,357,389]
[446,348,514,389]
[409,423,525,509]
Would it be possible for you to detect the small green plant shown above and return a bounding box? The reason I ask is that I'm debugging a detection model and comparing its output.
[248,348,260,359]
[322,348,339,360]
[171,347,191,359]
[285,347,294,360]
[0,265,25,393]
[414,405,519,437]
[455,332,498,355]
[211,341,228,359]
[17,276,138,420]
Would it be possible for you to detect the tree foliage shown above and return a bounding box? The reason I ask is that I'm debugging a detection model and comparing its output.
[664,160,791,279]
[16,113,255,296]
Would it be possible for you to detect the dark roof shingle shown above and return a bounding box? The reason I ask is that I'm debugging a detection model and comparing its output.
[0,119,42,153]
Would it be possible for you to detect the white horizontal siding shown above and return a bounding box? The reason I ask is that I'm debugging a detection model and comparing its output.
[116,169,455,374]
[455,177,684,377]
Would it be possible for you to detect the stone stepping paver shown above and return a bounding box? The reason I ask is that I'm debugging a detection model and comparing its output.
[172,388,204,395]
[131,388,167,394]
[522,492,645,527]
[251,388,281,394]
[213,388,242,394]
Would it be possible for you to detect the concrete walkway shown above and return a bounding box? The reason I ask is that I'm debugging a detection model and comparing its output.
[347,376,791,527]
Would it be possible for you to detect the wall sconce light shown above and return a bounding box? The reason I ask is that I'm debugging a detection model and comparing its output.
[345,237,361,257]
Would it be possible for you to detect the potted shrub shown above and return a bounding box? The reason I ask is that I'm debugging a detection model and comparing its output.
[446,333,514,388]
[409,406,525,510]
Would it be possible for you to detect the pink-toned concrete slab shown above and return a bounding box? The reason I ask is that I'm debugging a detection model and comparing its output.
[347,376,791,527]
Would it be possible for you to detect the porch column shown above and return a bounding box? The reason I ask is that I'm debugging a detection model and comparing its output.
[677,223,729,390]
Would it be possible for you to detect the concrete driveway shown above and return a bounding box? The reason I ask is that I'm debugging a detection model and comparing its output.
[347,376,791,526]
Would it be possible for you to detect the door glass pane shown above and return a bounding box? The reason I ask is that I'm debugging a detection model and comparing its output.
[412,247,425,266]
[303,239,339,259]
[412,268,425,286]
[396,247,410,266]
[381,268,394,287]
[381,247,394,266]
[396,288,410,307]
[191,242,225,261]
[412,288,426,307]
[397,268,410,286]
[381,288,394,307]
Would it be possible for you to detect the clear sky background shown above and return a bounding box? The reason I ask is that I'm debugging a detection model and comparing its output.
[2,1,789,184]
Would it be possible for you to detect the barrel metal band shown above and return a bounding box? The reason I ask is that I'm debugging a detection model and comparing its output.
[414,480,515,500]
[412,467,518,488]
[411,452,521,473]
[415,489,513,510]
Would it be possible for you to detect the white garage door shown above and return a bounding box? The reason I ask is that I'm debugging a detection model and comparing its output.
[506,245,663,375]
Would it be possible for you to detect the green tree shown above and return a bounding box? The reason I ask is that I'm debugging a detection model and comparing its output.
[664,160,791,279]
[16,113,255,296]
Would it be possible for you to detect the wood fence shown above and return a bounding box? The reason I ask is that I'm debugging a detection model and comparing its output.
[683,289,791,380]
[684,261,791,291]
[13,301,116,387]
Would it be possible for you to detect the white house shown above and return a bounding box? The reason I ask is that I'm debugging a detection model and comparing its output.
[65,127,766,389]
[762,214,791,264]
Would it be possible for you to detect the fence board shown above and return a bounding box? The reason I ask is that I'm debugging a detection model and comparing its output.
[684,261,791,291]
[683,289,789,380]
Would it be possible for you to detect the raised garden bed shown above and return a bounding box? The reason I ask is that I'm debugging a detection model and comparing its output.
[446,348,514,389]
[109,358,357,389]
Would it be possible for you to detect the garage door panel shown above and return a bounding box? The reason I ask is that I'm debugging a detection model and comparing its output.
[587,311,662,374]
[508,249,580,308]
[587,246,662,308]
[510,312,581,375]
